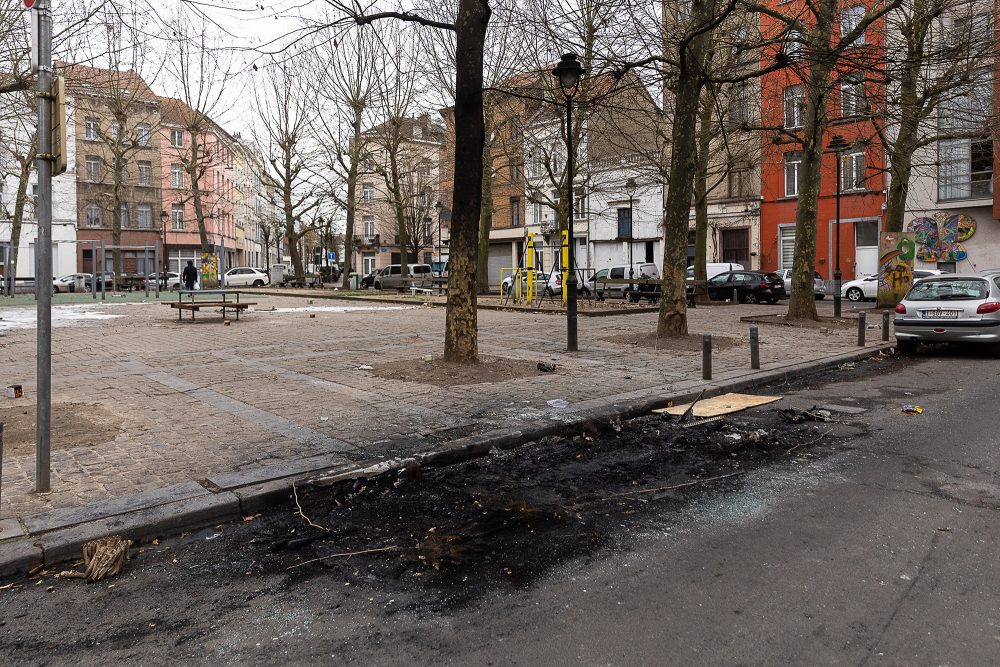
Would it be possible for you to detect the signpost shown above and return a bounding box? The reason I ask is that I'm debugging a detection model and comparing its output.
[327,251,337,262]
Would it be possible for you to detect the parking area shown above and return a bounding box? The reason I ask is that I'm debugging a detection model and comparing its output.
[0,294,885,519]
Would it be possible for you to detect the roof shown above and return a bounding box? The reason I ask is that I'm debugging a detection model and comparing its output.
[57,62,158,102]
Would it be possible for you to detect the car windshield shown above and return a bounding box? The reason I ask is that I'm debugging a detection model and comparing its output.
[907,278,988,301]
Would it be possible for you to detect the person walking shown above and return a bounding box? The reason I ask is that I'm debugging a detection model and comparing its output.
[182,260,198,291]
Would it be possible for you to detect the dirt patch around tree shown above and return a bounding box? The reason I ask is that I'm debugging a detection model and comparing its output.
[741,313,861,330]
[0,402,123,456]
[602,331,744,351]
[372,356,546,387]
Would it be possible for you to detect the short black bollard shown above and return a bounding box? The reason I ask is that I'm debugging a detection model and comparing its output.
[857,312,866,346]
[750,325,760,369]
[732,288,738,303]
[703,333,712,380]
[882,310,890,342]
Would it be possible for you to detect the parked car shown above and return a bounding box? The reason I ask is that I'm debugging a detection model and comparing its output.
[84,272,117,290]
[591,263,660,300]
[776,269,826,299]
[360,269,380,289]
[373,264,433,290]
[842,269,944,302]
[539,269,592,298]
[53,273,91,293]
[501,270,548,295]
[706,270,785,304]
[223,266,270,287]
[893,272,1000,354]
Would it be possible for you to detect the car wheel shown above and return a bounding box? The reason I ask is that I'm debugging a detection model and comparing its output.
[252,279,264,287]
[501,282,510,295]
[766,296,777,305]
[374,281,382,291]
[742,292,759,304]
[897,339,918,355]
[815,294,825,300]
[846,287,864,302]
[543,287,554,297]
[53,286,60,293]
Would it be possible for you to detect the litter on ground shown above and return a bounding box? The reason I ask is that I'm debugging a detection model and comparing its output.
[655,393,783,418]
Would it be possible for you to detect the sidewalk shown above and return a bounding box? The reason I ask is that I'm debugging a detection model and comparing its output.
[0,294,890,571]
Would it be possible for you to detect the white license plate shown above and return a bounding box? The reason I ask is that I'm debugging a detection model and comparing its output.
[921,310,960,319]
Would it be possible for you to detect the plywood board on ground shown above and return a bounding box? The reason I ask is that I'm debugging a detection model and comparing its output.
[654,393,783,418]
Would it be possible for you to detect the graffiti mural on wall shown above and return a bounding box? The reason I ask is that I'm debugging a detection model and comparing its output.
[908,213,977,262]
[876,231,916,308]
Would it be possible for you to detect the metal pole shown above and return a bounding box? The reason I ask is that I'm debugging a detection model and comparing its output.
[565,93,578,352]
[882,309,890,342]
[0,422,4,510]
[91,241,96,299]
[750,325,760,369]
[220,236,226,289]
[144,245,149,297]
[34,0,53,493]
[857,312,866,346]
[702,334,712,381]
[628,193,634,280]
[834,150,843,318]
[154,240,160,298]
[100,240,106,301]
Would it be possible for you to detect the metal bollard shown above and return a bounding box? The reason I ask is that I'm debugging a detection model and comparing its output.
[732,288,738,303]
[750,325,760,369]
[703,333,712,380]
[882,310,890,342]
[857,312,866,346]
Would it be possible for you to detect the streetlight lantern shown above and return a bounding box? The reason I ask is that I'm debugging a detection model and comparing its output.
[827,134,848,318]
[551,52,586,352]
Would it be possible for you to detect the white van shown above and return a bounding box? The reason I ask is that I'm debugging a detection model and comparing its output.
[590,263,660,300]
[373,264,433,290]
[686,262,744,281]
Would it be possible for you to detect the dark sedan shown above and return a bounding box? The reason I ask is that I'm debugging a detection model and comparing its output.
[706,270,785,304]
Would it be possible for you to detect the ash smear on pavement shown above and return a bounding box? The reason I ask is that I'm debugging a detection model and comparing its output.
[372,356,545,387]
[0,402,122,454]
[604,331,743,351]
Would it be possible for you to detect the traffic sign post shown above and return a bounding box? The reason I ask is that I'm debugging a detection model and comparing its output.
[327,252,337,262]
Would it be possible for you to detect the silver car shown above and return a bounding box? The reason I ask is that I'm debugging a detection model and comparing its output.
[893,272,1000,354]
[777,269,826,300]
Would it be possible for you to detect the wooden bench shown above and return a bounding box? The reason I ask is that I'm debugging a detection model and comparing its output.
[166,290,256,322]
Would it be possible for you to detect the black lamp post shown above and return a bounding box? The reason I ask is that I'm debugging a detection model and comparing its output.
[552,52,585,352]
[434,200,443,273]
[159,209,169,279]
[828,134,847,317]
[625,177,637,279]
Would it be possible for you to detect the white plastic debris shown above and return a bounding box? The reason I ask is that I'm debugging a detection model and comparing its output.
[358,364,373,370]
[547,399,569,409]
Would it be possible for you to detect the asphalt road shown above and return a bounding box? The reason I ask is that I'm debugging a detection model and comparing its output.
[2,348,999,666]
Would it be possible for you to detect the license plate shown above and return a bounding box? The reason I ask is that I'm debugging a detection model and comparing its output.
[921,309,960,319]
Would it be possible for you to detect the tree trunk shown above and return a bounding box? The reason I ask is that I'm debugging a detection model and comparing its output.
[6,150,34,296]
[693,90,713,303]
[111,155,125,291]
[189,132,211,253]
[477,135,493,294]
[443,0,490,363]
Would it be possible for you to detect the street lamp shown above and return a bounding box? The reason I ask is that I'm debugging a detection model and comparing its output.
[434,200,443,273]
[552,52,585,352]
[159,209,169,280]
[625,177,637,280]
[828,134,848,318]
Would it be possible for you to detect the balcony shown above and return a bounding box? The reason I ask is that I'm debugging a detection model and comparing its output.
[353,235,380,247]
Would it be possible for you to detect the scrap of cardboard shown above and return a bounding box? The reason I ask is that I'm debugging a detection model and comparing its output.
[654,393,783,418]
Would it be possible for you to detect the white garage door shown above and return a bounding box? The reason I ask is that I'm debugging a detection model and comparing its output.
[487,243,512,289]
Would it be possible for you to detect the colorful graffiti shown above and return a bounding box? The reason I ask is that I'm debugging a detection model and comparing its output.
[877,232,916,307]
[908,213,976,263]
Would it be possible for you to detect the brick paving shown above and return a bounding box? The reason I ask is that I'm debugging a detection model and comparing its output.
[0,294,885,520]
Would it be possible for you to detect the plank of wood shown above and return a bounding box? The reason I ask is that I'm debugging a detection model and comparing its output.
[653,393,782,418]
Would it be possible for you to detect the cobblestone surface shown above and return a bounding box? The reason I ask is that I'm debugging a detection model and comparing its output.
[0,295,885,519]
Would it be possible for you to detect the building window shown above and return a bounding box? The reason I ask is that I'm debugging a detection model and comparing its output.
[119,203,129,228]
[727,162,752,198]
[137,161,152,186]
[170,129,184,148]
[136,124,151,146]
[413,125,423,139]
[171,204,185,230]
[779,226,796,269]
[85,203,102,227]
[85,117,99,141]
[533,201,542,225]
[729,85,750,127]
[85,156,101,182]
[841,6,865,46]
[362,253,376,274]
[617,207,633,239]
[784,30,804,60]
[784,84,805,128]
[938,138,994,200]
[362,183,374,202]
[363,215,375,237]
[171,164,184,188]
[841,148,866,191]
[137,204,152,229]
[784,151,802,197]
[110,122,120,141]
[511,197,521,226]
[841,78,866,117]
[574,191,587,219]
[423,218,432,243]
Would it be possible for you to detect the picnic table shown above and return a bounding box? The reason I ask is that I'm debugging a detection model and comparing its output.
[166,290,257,322]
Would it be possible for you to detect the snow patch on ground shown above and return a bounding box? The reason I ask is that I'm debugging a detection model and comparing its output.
[0,304,124,332]
[262,305,420,314]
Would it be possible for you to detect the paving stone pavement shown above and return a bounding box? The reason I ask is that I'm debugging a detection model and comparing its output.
[0,294,886,520]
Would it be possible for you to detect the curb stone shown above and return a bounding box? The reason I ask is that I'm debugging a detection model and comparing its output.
[0,343,891,578]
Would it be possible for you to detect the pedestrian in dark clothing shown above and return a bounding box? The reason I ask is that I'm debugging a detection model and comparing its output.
[183,260,198,291]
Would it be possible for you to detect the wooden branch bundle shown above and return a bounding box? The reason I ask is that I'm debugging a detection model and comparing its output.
[62,536,133,582]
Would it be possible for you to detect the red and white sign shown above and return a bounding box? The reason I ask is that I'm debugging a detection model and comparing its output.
[24,0,36,9]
